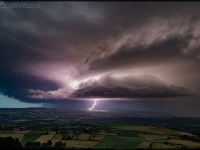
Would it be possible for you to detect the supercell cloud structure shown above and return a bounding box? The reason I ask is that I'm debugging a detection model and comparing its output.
[0,2,200,104]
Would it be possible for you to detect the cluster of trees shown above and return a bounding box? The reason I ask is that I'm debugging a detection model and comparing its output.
[25,140,66,148]
[55,142,66,148]
[181,135,200,142]
[41,140,53,147]
[25,141,41,148]
[25,140,53,148]
[0,137,22,149]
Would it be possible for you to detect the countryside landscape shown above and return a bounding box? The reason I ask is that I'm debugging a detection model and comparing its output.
[1,1,200,150]
[0,108,200,149]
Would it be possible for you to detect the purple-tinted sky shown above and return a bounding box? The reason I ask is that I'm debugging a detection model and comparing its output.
[0,2,200,116]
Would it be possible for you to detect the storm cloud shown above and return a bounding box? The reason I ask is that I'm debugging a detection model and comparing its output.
[0,2,200,103]
[70,74,199,98]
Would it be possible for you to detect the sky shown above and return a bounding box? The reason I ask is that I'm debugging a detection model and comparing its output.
[0,2,200,116]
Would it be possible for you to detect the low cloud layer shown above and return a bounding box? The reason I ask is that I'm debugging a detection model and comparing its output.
[70,74,199,98]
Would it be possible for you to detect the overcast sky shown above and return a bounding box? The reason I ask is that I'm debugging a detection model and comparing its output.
[0,2,200,116]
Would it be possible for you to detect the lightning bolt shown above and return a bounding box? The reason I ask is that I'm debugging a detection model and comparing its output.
[88,99,97,110]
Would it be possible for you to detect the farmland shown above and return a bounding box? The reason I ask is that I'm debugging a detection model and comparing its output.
[21,132,42,146]
[94,135,142,149]
[34,132,55,143]
[1,125,195,149]
[0,133,25,141]
[78,134,91,141]
[51,134,63,145]
[62,140,99,148]
[2,125,200,149]
[0,108,200,149]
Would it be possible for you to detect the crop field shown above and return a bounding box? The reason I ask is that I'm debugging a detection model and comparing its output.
[0,133,25,141]
[110,129,138,137]
[89,134,95,140]
[21,133,41,146]
[64,133,74,140]
[99,130,107,134]
[115,126,164,135]
[151,143,181,149]
[138,134,177,140]
[78,134,91,141]
[14,130,31,134]
[94,135,142,149]
[72,134,79,140]
[0,130,13,134]
[137,142,151,149]
[149,126,182,136]
[62,140,99,148]
[0,124,197,149]
[178,131,195,136]
[51,134,63,145]
[34,133,55,143]
[93,134,105,141]
[169,139,200,148]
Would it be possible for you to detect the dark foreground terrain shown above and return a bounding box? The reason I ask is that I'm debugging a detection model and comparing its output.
[0,108,200,149]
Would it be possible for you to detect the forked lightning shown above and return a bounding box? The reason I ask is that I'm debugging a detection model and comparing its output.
[88,99,97,110]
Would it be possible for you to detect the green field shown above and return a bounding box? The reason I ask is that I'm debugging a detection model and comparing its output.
[21,132,42,146]
[110,129,138,137]
[94,135,142,149]
[0,130,13,134]
[116,126,164,135]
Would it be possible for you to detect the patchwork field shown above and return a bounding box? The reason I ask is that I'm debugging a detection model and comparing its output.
[151,143,181,149]
[21,133,41,146]
[94,135,142,149]
[138,134,177,140]
[78,134,91,141]
[62,140,99,148]
[178,131,195,136]
[34,133,56,143]
[14,130,31,134]
[150,127,182,136]
[63,133,73,140]
[51,134,63,145]
[0,130,13,134]
[137,142,151,149]
[0,125,198,149]
[72,134,79,140]
[0,133,25,141]
[93,134,105,141]
[110,129,138,137]
[169,139,200,148]
[115,126,164,135]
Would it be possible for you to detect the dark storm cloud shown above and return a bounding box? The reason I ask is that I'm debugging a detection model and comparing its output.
[70,74,199,98]
[0,69,59,98]
[0,2,200,102]
[88,34,198,72]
